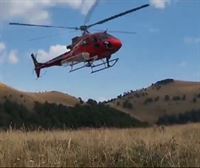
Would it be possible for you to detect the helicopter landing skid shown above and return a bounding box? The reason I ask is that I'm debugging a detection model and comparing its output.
[91,58,119,73]
[69,58,119,73]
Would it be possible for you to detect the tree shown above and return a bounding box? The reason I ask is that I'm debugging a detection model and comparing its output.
[78,97,84,104]
[182,95,186,100]
[123,100,133,109]
[154,96,159,102]
[172,96,181,101]
[87,99,97,105]
[164,95,170,101]
[144,98,153,105]
[193,97,197,103]
[116,101,120,106]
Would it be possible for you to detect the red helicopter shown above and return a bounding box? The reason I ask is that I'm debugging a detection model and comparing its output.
[9,3,149,78]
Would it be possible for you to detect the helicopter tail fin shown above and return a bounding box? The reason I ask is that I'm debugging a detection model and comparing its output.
[31,53,42,78]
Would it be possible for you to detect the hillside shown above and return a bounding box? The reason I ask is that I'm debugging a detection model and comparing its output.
[0,83,79,109]
[1,79,200,126]
[0,82,145,129]
[108,79,200,124]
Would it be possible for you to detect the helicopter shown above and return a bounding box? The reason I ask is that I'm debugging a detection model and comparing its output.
[9,3,149,78]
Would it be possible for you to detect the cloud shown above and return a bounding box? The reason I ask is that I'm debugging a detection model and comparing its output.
[0,0,97,24]
[37,44,68,62]
[0,42,6,63]
[184,37,200,45]
[178,61,187,68]
[8,50,19,64]
[0,42,6,52]
[0,41,19,64]
[150,0,171,9]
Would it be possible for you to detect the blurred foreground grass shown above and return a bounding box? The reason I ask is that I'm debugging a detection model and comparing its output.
[0,124,200,167]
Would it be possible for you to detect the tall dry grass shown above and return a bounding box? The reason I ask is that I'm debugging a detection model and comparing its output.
[0,124,200,167]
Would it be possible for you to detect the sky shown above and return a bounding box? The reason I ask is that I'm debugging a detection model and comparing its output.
[0,0,200,101]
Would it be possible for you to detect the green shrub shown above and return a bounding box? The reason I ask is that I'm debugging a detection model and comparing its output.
[154,96,159,102]
[144,98,153,105]
[0,100,146,130]
[172,96,181,101]
[123,100,133,109]
[164,95,170,101]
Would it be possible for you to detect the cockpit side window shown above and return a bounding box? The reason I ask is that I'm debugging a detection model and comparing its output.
[100,34,108,40]
[81,38,89,46]
[93,36,98,43]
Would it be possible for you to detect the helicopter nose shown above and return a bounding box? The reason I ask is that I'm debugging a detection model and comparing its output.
[110,38,122,50]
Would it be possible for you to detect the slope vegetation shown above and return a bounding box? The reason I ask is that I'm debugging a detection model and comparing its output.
[109,79,200,123]
[0,83,79,109]
[0,83,145,129]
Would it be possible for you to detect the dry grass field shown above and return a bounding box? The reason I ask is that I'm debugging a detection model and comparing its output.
[0,123,200,167]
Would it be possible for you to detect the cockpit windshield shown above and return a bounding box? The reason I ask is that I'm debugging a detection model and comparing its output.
[99,32,114,41]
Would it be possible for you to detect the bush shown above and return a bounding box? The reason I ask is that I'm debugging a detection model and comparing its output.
[182,95,186,100]
[197,93,200,98]
[164,95,170,101]
[193,98,197,103]
[117,95,122,99]
[87,99,97,105]
[78,97,84,104]
[0,100,146,129]
[116,101,120,106]
[144,98,153,105]
[123,100,133,109]
[172,96,181,101]
[155,79,174,86]
[154,96,159,102]
[134,93,140,98]
[156,85,161,90]
[157,109,200,125]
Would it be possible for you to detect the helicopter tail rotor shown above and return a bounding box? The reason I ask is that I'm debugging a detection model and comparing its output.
[31,53,41,78]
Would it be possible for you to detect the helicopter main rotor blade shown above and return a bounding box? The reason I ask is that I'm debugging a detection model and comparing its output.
[84,0,100,25]
[87,4,149,28]
[9,22,79,30]
[107,30,136,34]
[92,29,136,35]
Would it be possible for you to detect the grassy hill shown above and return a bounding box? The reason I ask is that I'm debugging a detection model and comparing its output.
[108,79,200,124]
[1,79,200,126]
[0,82,145,129]
[0,83,79,110]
